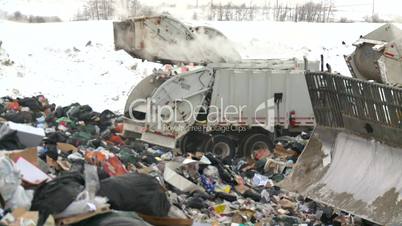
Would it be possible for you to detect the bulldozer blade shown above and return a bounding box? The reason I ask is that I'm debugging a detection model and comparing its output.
[281,72,402,225]
[281,126,402,225]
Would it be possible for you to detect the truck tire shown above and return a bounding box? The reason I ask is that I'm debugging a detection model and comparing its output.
[200,136,213,153]
[180,131,207,154]
[237,133,254,157]
[206,134,235,160]
[242,134,273,158]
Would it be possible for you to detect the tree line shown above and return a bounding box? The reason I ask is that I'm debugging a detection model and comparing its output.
[7,11,62,23]
[74,0,155,21]
[73,0,388,23]
[209,1,336,22]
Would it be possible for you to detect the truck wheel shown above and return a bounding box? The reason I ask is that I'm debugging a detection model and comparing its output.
[201,136,213,153]
[206,135,235,160]
[180,131,207,154]
[237,133,254,157]
[242,134,273,158]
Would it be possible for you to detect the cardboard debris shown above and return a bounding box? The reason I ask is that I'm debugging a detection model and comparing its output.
[55,205,110,226]
[15,157,51,185]
[274,144,298,158]
[164,162,203,192]
[57,143,78,153]
[279,198,296,210]
[57,160,71,171]
[137,166,157,175]
[238,209,255,220]
[231,213,245,224]
[6,147,39,167]
[277,208,289,215]
[263,159,286,174]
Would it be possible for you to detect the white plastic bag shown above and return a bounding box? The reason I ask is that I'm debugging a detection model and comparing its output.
[0,157,33,209]
[54,190,107,218]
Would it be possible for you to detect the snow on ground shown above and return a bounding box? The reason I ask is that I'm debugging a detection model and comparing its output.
[0,20,399,112]
[0,20,161,113]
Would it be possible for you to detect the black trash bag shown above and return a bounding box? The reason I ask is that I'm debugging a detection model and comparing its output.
[18,97,43,111]
[100,110,116,122]
[54,106,65,118]
[45,144,58,161]
[72,211,149,226]
[79,105,93,113]
[97,166,110,180]
[77,105,97,122]
[243,189,261,202]
[98,110,116,130]
[66,104,81,121]
[43,131,68,144]
[97,173,170,217]
[288,142,305,153]
[215,192,237,202]
[31,171,85,226]
[204,153,236,185]
[0,131,25,150]
[79,111,98,122]
[187,197,208,209]
[48,103,56,112]
[1,96,14,102]
[4,111,33,123]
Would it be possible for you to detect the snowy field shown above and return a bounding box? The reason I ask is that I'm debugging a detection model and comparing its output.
[0,20,396,112]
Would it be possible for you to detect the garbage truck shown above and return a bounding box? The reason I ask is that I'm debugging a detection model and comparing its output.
[114,15,319,159]
[115,16,402,223]
[282,23,402,225]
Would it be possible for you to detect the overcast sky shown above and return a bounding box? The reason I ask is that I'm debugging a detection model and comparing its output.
[1,0,401,20]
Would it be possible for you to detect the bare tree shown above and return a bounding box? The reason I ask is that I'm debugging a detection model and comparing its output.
[204,0,336,22]
[364,14,386,23]
[210,2,258,21]
[83,0,114,20]
[293,1,335,22]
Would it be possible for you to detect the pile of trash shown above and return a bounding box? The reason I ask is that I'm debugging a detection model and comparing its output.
[0,95,363,226]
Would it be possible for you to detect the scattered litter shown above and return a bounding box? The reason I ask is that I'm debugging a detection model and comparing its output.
[0,95,361,225]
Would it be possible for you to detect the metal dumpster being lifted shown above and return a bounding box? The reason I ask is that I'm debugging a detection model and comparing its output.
[113,15,241,64]
[345,23,402,86]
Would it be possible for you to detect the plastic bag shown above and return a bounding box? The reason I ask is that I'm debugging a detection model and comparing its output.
[0,157,20,201]
[53,191,107,219]
[84,164,99,201]
[0,157,33,210]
